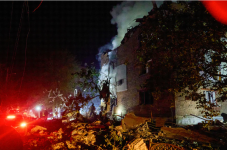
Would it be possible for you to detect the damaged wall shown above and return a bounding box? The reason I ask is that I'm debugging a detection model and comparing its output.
[175,88,227,125]
[108,27,173,119]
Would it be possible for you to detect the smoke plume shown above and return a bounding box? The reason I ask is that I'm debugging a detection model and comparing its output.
[110,1,163,49]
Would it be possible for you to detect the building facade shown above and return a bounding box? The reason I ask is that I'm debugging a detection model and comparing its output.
[100,2,227,125]
[100,26,173,121]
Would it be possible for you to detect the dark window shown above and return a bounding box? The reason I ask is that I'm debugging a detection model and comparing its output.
[117,79,124,86]
[140,65,147,75]
[139,91,153,105]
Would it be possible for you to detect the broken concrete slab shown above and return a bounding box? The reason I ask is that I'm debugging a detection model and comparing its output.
[121,113,151,130]
[160,127,218,144]
[126,138,148,150]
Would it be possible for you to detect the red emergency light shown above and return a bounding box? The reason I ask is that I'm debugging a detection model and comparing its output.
[20,122,27,127]
[7,115,16,119]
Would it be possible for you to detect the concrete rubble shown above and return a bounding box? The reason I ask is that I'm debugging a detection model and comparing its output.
[121,112,151,131]
[24,113,227,150]
[134,122,153,138]
[71,123,96,146]
[48,128,64,140]
[126,138,148,150]
[51,142,65,150]
[160,126,218,143]
[30,125,47,133]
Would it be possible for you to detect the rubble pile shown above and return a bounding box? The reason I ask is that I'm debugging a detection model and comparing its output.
[121,113,151,131]
[126,138,148,150]
[134,122,153,138]
[71,128,96,146]
[30,125,47,134]
[22,113,227,150]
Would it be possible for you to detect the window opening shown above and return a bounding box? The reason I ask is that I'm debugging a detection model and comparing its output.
[117,79,124,86]
[139,91,153,105]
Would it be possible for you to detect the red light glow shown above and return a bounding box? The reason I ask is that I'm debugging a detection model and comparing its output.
[7,115,16,119]
[20,122,27,127]
[202,1,227,25]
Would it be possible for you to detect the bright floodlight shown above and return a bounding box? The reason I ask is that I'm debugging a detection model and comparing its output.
[36,106,41,111]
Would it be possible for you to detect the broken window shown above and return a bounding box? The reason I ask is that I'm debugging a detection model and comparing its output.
[139,91,153,105]
[117,79,124,86]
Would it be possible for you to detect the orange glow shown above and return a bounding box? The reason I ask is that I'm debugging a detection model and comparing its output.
[7,115,16,119]
[20,122,27,127]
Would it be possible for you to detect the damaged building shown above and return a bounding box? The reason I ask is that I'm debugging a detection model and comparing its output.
[100,2,173,122]
[100,1,227,125]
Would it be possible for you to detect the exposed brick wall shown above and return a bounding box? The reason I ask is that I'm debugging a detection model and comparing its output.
[114,28,143,115]
[112,28,173,118]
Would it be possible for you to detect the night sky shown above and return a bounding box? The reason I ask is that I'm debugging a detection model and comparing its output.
[0,1,121,68]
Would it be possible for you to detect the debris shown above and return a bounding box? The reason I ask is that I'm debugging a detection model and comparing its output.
[71,128,96,146]
[58,128,64,134]
[126,138,148,150]
[150,143,184,150]
[71,128,86,135]
[52,142,65,150]
[160,127,218,143]
[121,113,151,130]
[66,140,76,149]
[38,130,47,136]
[214,119,223,126]
[71,122,87,129]
[62,119,68,123]
[208,125,221,131]
[115,125,125,132]
[92,120,102,125]
[134,122,152,138]
[105,121,112,126]
[47,128,64,140]
[30,125,47,133]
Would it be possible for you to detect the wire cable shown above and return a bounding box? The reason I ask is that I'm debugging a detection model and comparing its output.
[33,0,43,13]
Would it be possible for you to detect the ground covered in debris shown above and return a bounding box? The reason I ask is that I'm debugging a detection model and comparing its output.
[22,116,227,150]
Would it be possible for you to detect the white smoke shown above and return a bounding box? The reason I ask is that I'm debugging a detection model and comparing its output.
[110,1,163,49]
[97,2,164,111]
